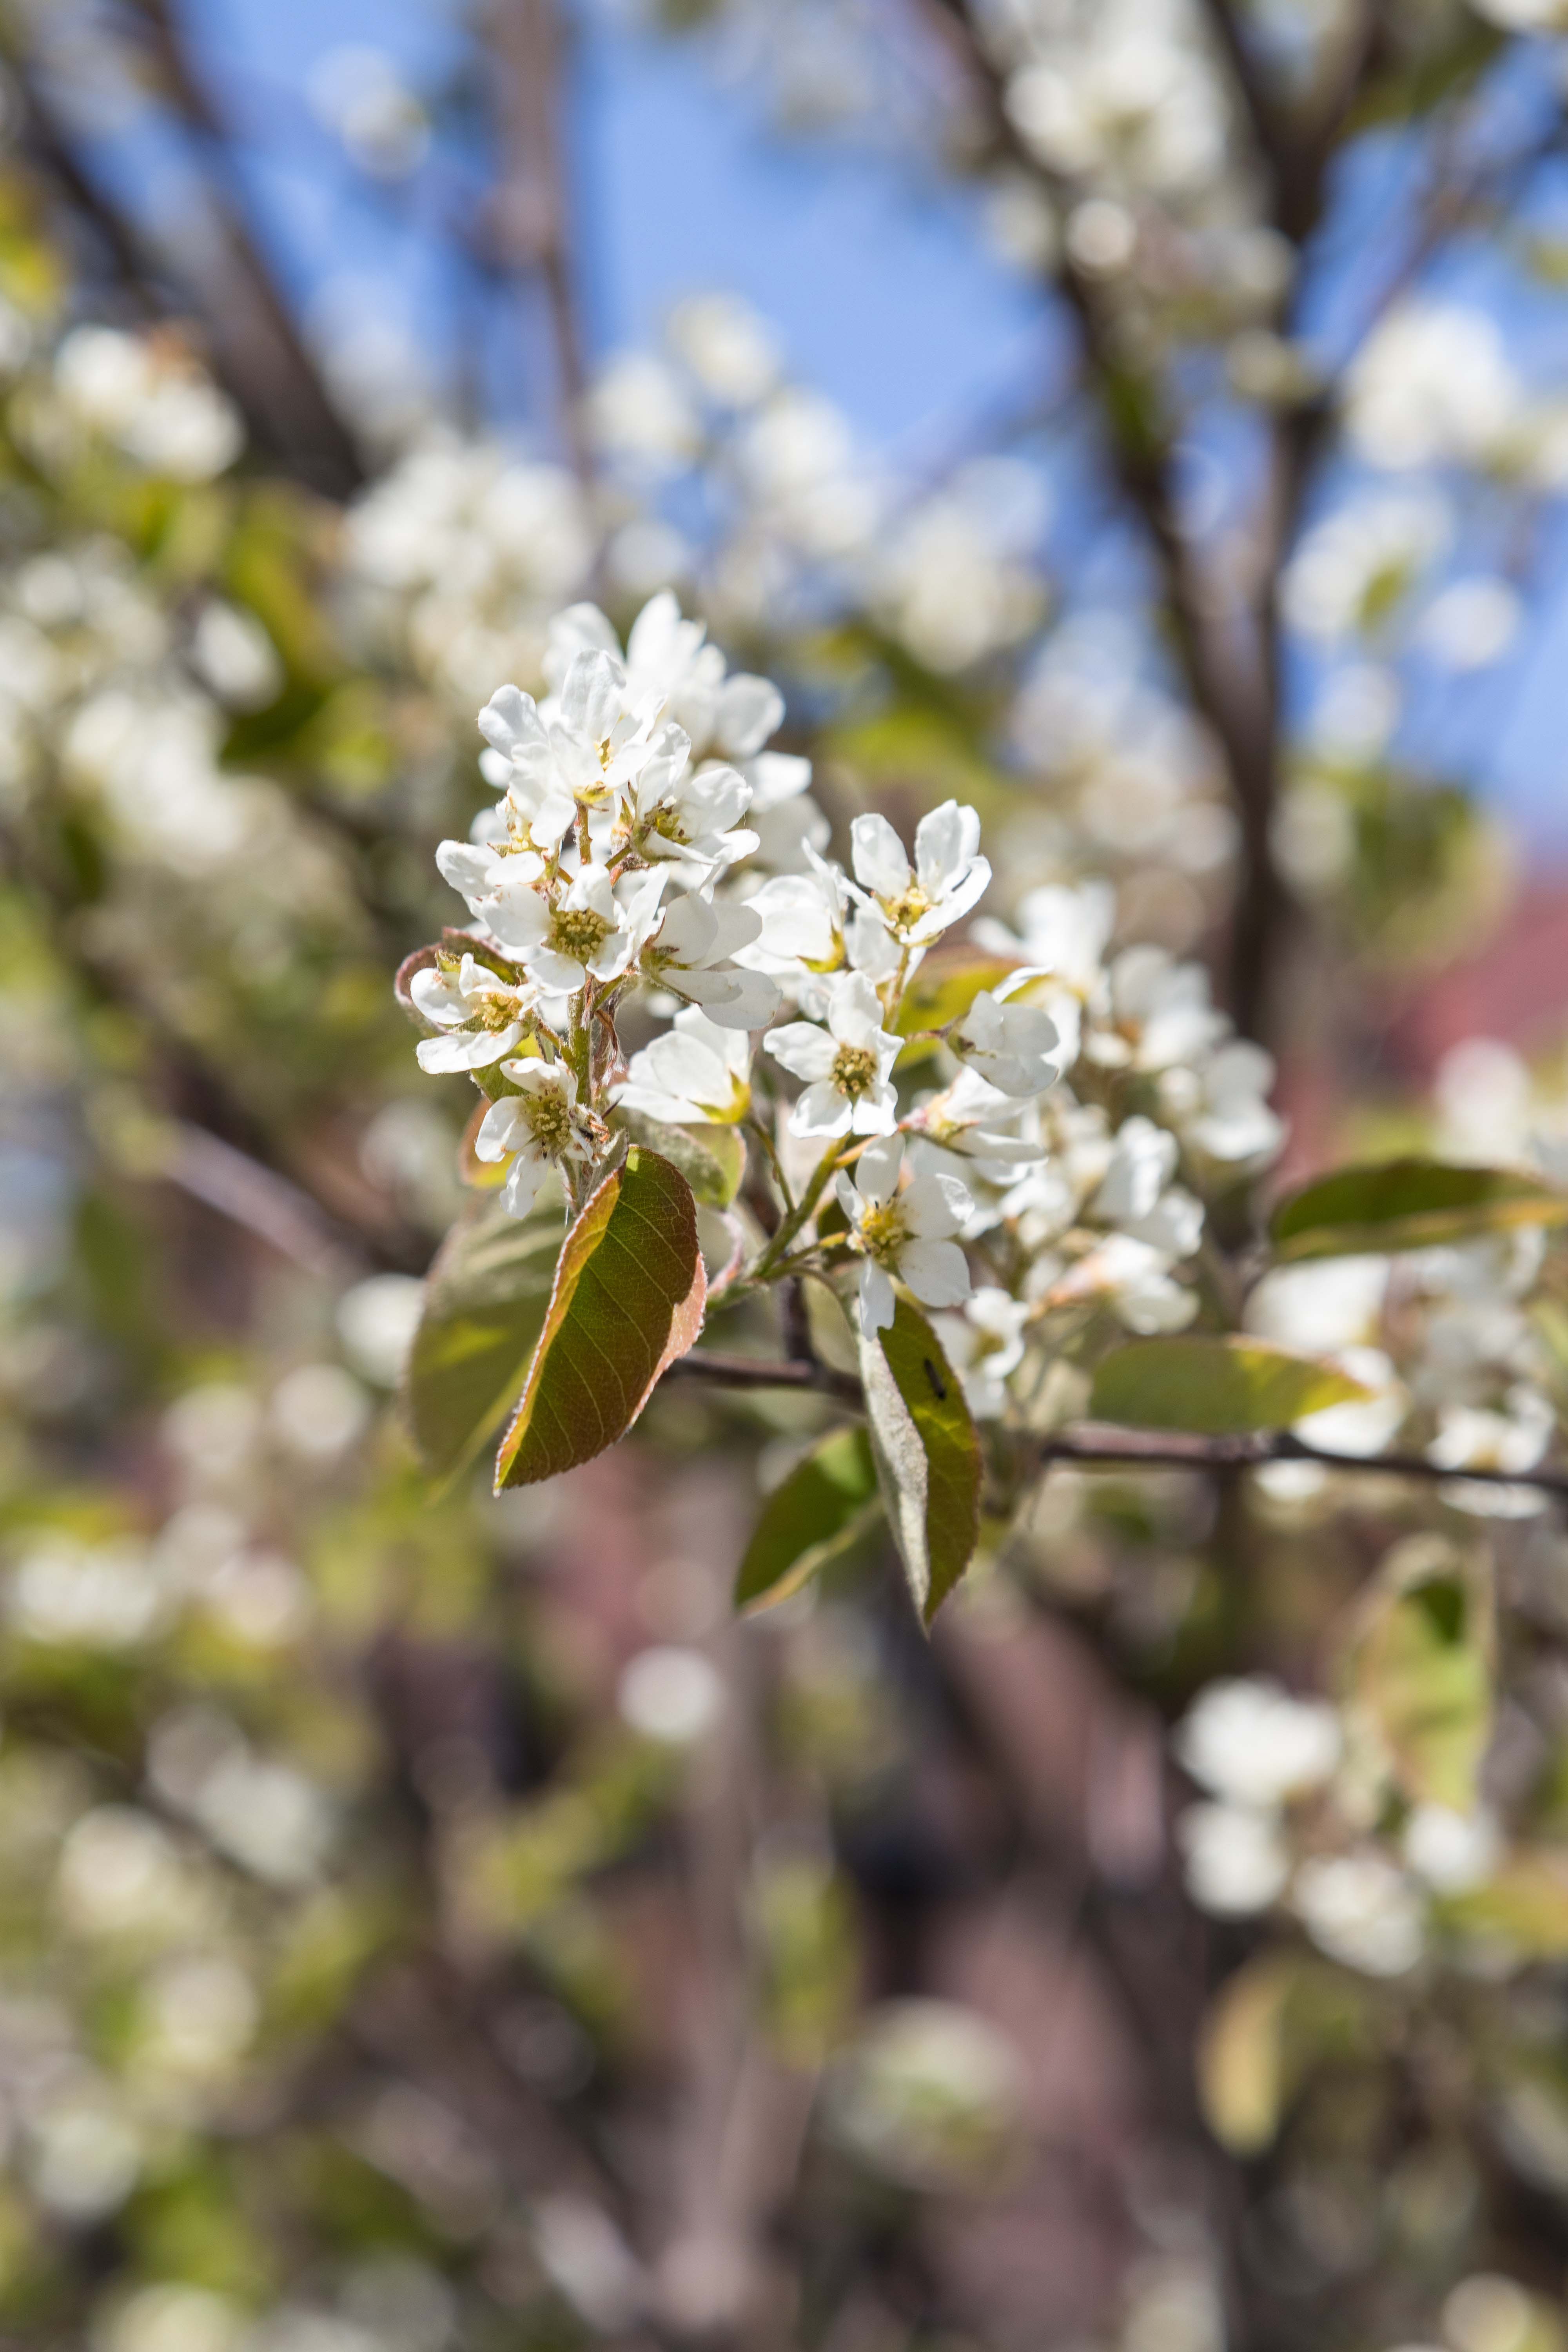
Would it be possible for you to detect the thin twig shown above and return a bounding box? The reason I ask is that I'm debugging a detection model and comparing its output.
[485,0,591,478]
[661,1352,863,1407]
[660,1356,1568,1500]
[1035,1419,1568,1501]
[159,1121,364,1281]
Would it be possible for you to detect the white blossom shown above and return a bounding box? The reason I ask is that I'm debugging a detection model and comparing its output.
[848,801,991,950]
[835,1134,973,1336]
[765,972,902,1138]
[615,1009,751,1126]
[410,953,534,1072]
[955,987,1063,1098]
[474,1060,594,1217]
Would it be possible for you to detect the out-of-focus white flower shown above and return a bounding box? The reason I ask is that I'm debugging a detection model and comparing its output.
[474,1060,595,1219]
[1176,1677,1343,1808]
[56,1808,207,1943]
[55,327,243,480]
[827,2000,1021,2190]
[1091,1114,1179,1224]
[1345,305,1521,472]
[1247,1257,1390,1355]
[270,1365,372,1462]
[587,352,701,475]
[1293,1347,1408,1459]
[99,2281,246,2352]
[1419,577,1523,670]
[140,1953,259,2075]
[1427,1387,1555,1515]
[956,987,1063,1098]
[1293,1853,1425,1976]
[1178,1801,1290,1916]
[615,1008,751,1126]
[8,1537,171,1649]
[337,1274,426,1388]
[766,972,902,1138]
[1161,1039,1286,1164]
[190,601,283,709]
[617,1646,724,1744]
[1282,491,1452,641]
[934,1287,1029,1419]
[835,1133,973,1336]
[666,292,782,407]
[1096,944,1228,1071]
[24,2087,143,2219]
[907,1069,1047,1179]
[1403,1803,1502,1895]
[306,44,430,178]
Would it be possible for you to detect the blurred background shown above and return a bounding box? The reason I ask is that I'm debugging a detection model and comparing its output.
[6,2,1568,2349]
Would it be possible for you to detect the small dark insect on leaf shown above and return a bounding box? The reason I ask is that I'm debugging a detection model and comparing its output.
[922,1356,947,1403]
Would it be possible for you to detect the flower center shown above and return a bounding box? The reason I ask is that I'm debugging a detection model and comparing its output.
[831,1044,880,1100]
[857,1201,906,1264]
[550,906,613,963]
[647,803,690,845]
[522,1087,573,1156]
[475,993,521,1032]
[883,885,931,933]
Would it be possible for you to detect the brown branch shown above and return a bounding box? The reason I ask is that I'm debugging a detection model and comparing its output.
[110,0,364,494]
[1036,1419,1568,1501]
[661,1352,863,1408]
[484,0,591,478]
[157,1120,365,1281]
[661,1353,1568,1501]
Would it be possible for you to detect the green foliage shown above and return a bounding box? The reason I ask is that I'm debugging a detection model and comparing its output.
[403,1189,566,1489]
[857,1296,981,1622]
[1089,1338,1372,1435]
[735,1425,882,1613]
[1347,1541,1493,1813]
[609,1107,747,1207]
[495,1147,706,1489]
[1272,1159,1568,1263]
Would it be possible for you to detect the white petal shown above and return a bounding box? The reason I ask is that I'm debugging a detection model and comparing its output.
[851,813,912,900]
[898,1237,972,1311]
[419,1022,522,1072]
[791,1081,854,1138]
[478,683,546,760]
[526,946,587,993]
[475,1098,526,1161]
[409,967,466,1025]
[854,1133,904,1205]
[502,1152,549,1219]
[764,1022,837,1082]
[914,800,980,893]
[716,673,784,758]
[902,1171,970,1238]
[698,969,780,1029]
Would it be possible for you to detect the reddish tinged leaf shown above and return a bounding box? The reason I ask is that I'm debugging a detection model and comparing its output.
[495,1146,706,1490]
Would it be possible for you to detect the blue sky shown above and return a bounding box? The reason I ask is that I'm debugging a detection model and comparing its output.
[84,3,1568,851]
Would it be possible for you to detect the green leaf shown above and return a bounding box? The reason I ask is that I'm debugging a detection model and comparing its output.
[1271,1159,1568,1263]
[403,1188,566,1490]
[893,952,1020,1067]
[1347,1539,1493,1812]
[1089,1338,1372,1436]
[857,1296,981,1624]
[495,1147,706,1490]
[609,1107,746,1208]
[1442,1856,1568,1958]
[735,1426,882,1615]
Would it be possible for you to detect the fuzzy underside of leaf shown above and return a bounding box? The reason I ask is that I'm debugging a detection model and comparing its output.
[857,1294,981,1624]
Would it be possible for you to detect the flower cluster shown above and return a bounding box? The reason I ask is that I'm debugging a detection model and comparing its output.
[409,590,1290,1370]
